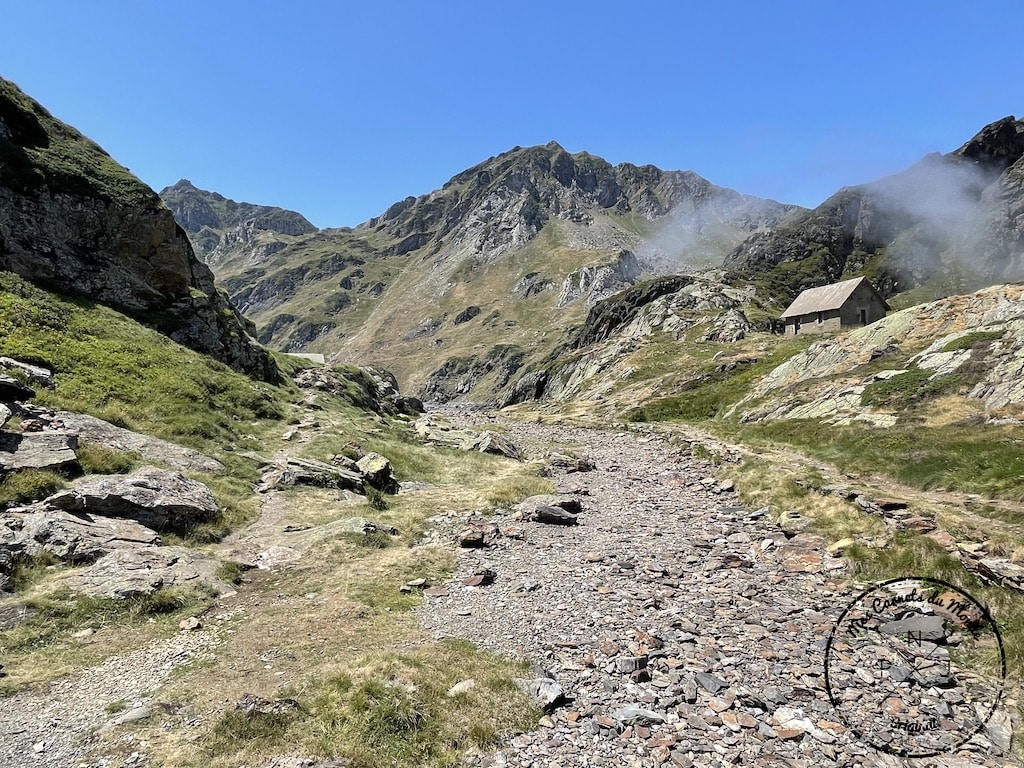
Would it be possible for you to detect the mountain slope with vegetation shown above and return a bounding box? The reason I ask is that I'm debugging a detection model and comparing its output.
[2,76,1022,766]
[0,78,552,767]
[165,145,801,398]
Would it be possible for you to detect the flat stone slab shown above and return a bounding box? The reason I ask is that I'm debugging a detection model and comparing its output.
[52,412,223,472]
[1,509,160,565]
[0,431,79,473]
[63,545,227,599]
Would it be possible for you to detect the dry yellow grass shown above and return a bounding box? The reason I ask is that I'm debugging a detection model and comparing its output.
[84,445,548,767]
[921,394,987,427]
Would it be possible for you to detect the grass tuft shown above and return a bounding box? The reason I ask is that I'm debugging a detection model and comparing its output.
[0,468,65,506]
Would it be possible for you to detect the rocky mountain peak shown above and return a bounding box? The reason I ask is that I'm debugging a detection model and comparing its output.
[159,179,318,268]
[363,142,796,263]
[161,179,317,240]
[952,115,1024,172]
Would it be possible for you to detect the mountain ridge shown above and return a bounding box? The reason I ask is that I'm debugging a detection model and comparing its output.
[725,114,1024,306]
[163,144,802,396]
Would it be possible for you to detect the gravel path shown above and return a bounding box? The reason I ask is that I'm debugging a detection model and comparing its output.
[417,416,1019,768]
[0,628,222,768]
[0,413,1017,767]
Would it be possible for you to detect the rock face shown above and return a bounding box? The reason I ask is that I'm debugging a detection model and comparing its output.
[726,115,1024,303]
[364,143,796,264]
[43,467,220,534]
[735,283,1024,424]
[0,77,274,379]
[421,345,525,404]
[502,272,766,405]
[159,179,317,269]
[557,250,642,307]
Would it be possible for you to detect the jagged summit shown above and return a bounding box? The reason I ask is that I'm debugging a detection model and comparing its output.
[953,114,1024,170]
[160,178,317,268]
[361,141,797,264]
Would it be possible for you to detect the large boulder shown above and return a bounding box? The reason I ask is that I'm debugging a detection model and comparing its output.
[0,403,10,430]
[259,456,363,493]
[356,452,399,494]
[42,466,219,533]
[0,509,159,565]
[514,495,583,522]
[471,431,524,460]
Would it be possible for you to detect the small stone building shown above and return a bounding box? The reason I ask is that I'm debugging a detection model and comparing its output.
[781,276,889,336]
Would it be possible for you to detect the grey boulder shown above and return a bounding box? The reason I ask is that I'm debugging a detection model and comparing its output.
[43,466,219,534]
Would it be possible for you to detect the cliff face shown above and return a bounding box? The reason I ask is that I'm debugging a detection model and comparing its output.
[725,116,1024,305]
[0,77,273,379]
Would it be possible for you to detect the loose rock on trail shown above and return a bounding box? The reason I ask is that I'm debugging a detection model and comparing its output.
[417,414,1018,768]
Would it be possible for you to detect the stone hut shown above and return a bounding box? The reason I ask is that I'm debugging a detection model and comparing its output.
[781,277,889,336]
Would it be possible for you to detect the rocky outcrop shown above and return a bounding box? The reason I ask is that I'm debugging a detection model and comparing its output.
[414,414,525,459]
[0,509,160,565]
[0,77,274,379]
[501,273,767,405]
[572,276,695,348]
[557,250,641,307]
[160,179,317,268]
[43,467,220,534]
[0,461,227,594]
[292,364,423,416]
[420,345,525,403]
[48,411,223,472]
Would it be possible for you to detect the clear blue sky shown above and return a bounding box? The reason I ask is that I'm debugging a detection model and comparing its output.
[2,1,1022,228]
